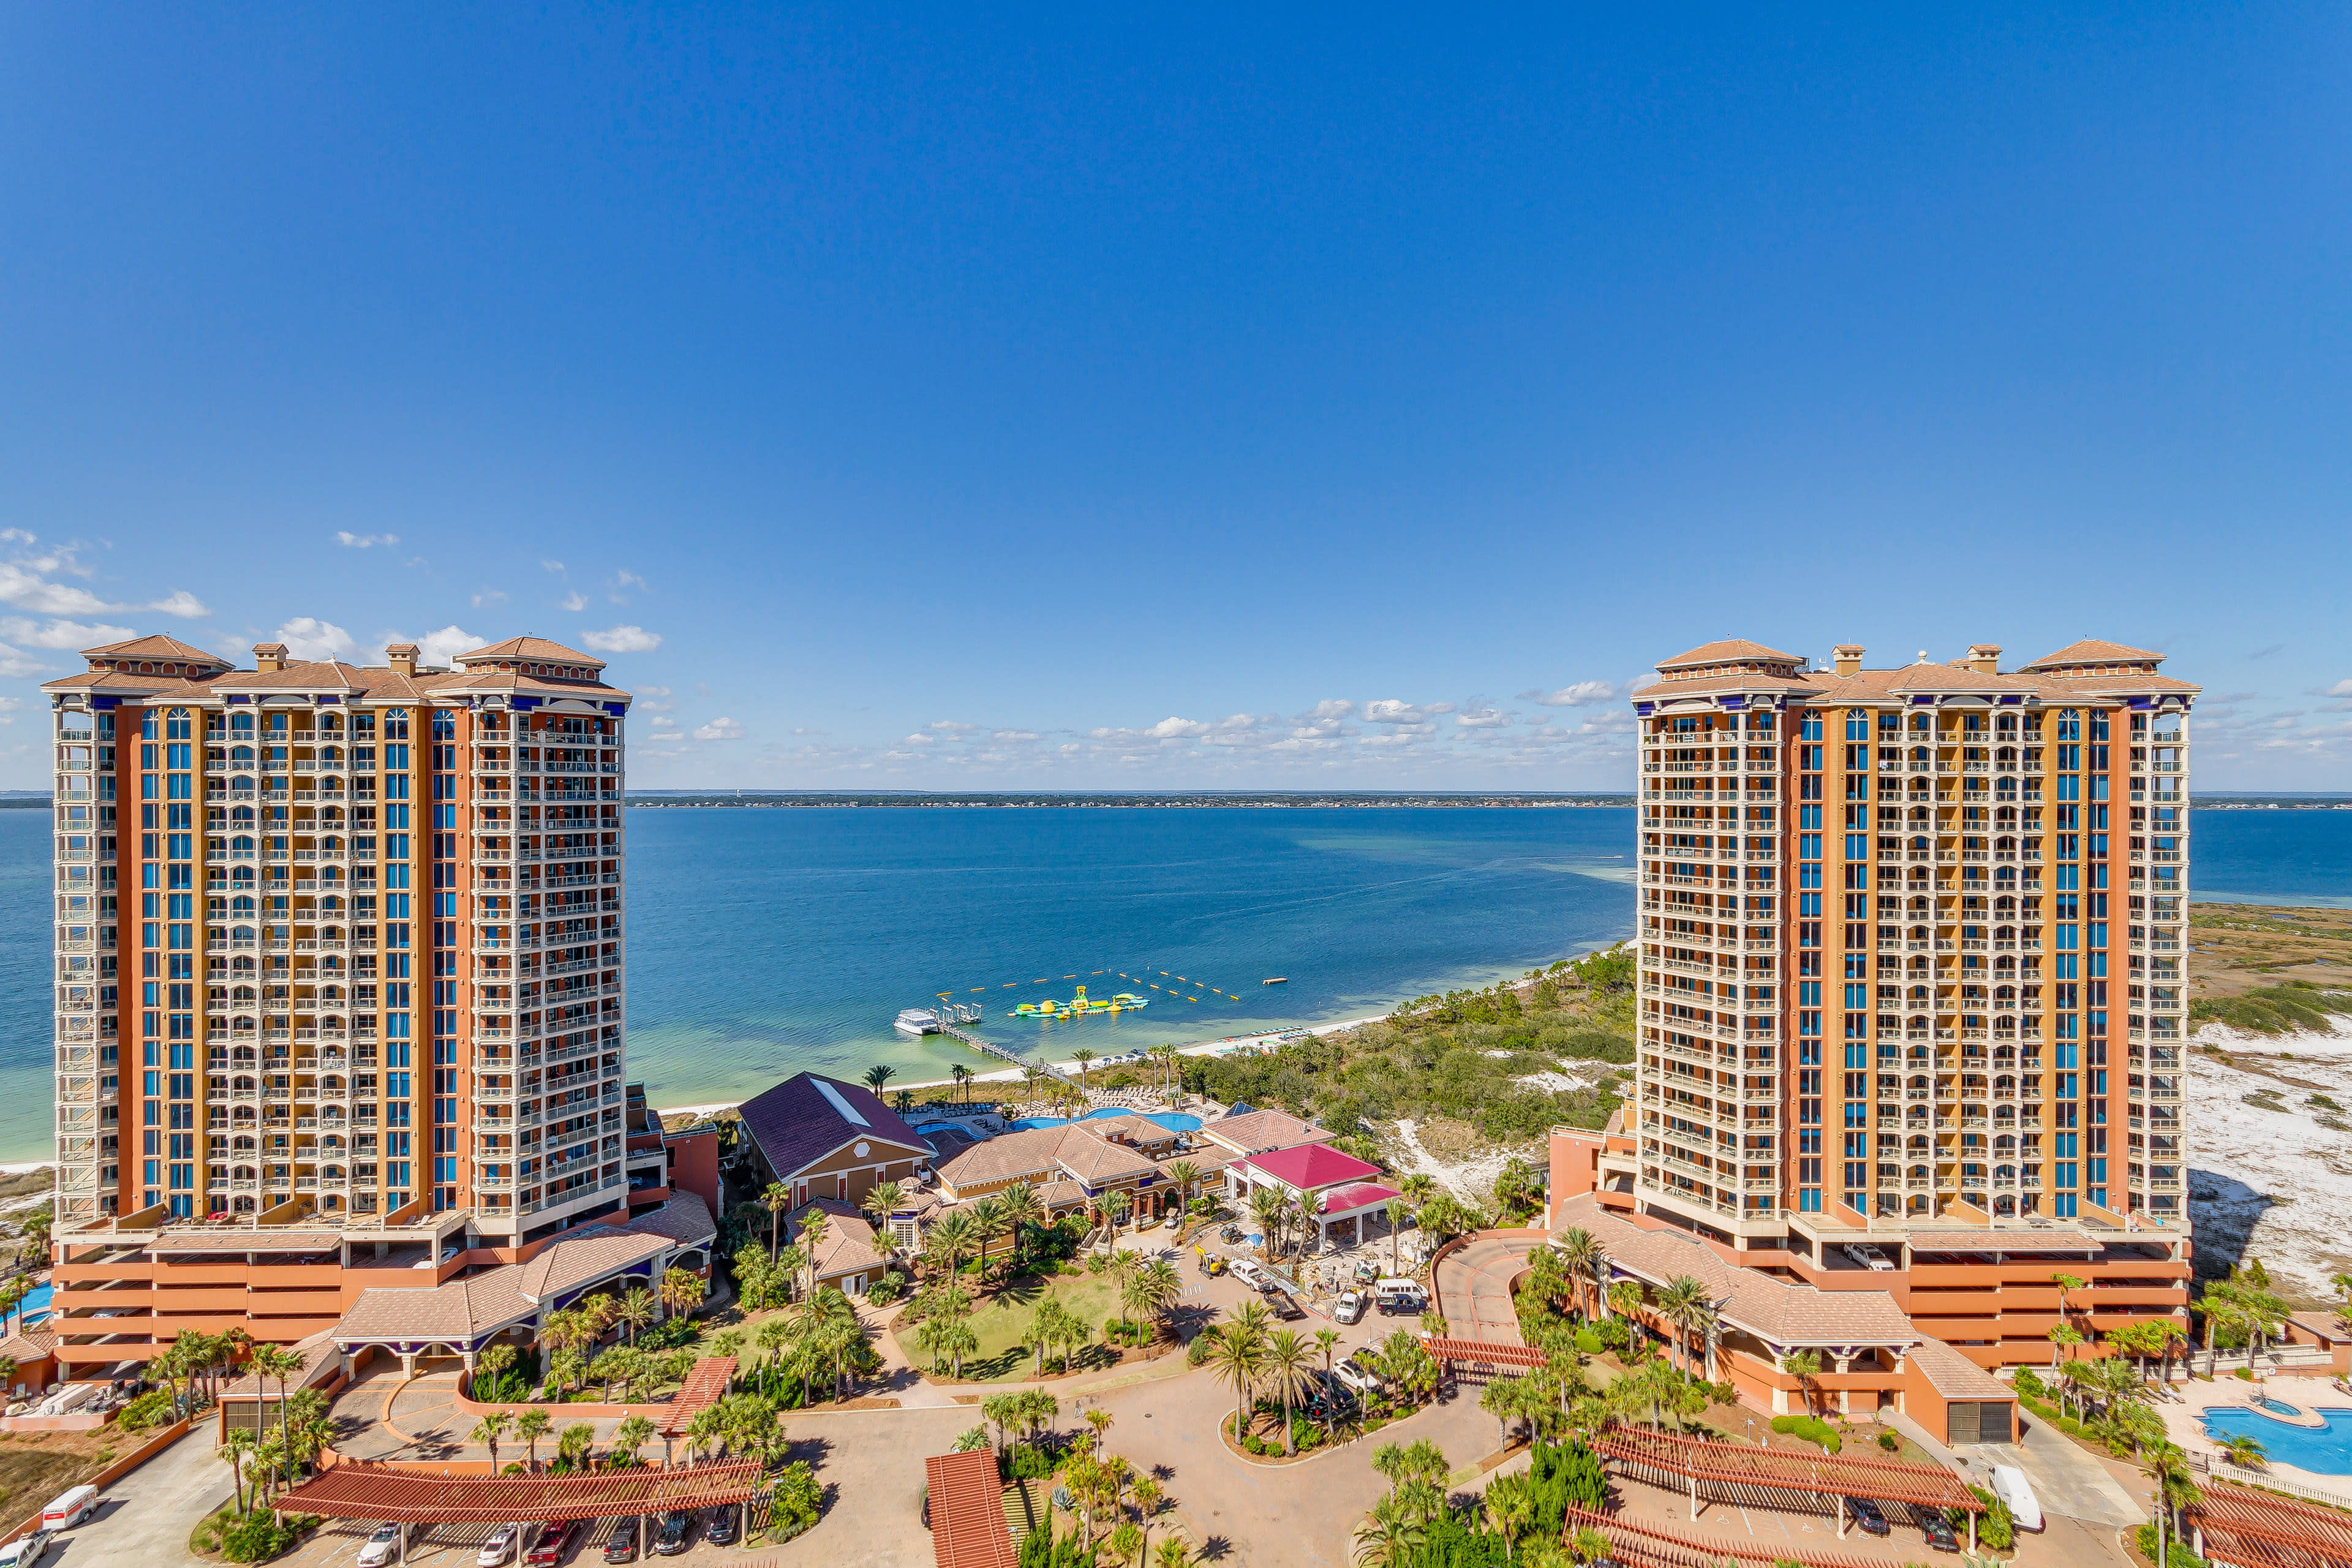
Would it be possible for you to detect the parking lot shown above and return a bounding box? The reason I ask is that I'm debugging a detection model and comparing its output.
[275,1508,760,1568]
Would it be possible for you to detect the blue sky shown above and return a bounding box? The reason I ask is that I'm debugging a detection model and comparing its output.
[3,6,2349,791]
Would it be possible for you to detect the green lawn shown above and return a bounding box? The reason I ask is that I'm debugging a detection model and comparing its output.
[892,1272,1127,1382]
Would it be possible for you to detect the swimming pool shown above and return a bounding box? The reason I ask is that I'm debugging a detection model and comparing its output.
[6,1282,47,1329]
[2202,1404,2352,1474]
[1010,1109,1205,1134]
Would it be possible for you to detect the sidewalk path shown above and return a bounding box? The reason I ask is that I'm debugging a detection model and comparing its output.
[61,1424,233,1568]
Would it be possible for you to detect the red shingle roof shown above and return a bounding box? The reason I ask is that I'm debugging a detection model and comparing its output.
[1317,1181,1401,1216]
[1232,1143,1384,1192]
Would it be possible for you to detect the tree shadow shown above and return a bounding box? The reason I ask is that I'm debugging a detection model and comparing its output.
[1196,1536,1234,1561]
[2188,1167,2275,1283]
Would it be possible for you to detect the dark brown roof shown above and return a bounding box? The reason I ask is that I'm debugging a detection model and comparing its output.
[737,1072,933,1184]
[276,1458,767,1523]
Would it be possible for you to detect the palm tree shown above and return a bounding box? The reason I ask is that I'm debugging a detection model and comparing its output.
[1071,1048,1097,1088]
[1384,1197,1409,1275]
[515,1407,553,1473]
[1163,1161,1200,1222]
[1155,1536,1193,1568]
[762,1182,792,1261]
[219,1428,257,1513]
[1485,1470,1537,1563]
[1555,1229,1604,1322]
[949,1062,973,1102]
[929,1210,976,1281]
[660,1265,707,1321]
[611,1413,656,1469]
[970,1196,1012,1275]
[1204,1325,1267,1444]
[1654,1275,1712,1381]
[250,1343,306,1490]
[1352,1495,1427,1567]
[1263,1330,1316,1455]
[1396,1174,1435,1208]
[864,1063,897,1096]
[995,1182,1044,1271]
[1248,1187,1288,1258]
[614,1287,657,1346]
[472,1410,512,1472]
[1781,1349,1823,1419]
[2218,1433,2267,1469]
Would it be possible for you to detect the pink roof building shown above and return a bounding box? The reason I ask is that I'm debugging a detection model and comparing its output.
[1225,1144,1401,1250]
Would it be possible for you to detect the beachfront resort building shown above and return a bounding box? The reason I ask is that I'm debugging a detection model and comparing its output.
[40,632,643,1377]
[1571,636,2196,1372]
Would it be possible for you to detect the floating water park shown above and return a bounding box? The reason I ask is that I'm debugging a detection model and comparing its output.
[1008,983,1147,1020]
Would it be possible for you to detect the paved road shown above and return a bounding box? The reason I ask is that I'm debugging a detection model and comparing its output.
[1956,1424,2146,1529]
[46,1423,234,1568]
[1433,1236,1541,1344]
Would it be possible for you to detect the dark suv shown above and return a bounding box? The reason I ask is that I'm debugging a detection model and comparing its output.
[652,1510,695,1557]
[601,1517,639,1564]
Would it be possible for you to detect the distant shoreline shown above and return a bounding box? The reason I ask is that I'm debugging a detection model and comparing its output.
[622,791,1635,809]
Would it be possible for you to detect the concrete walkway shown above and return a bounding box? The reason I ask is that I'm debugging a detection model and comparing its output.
[53,1424,234,1568]
[1955,1420,2146,1528]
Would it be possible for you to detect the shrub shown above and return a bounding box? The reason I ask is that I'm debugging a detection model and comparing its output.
[2235,1367,2255,1381]
[221,1508,312,1563]
[2134,1523,2209,1568]
[1574,1327,1604,1355]
[2013,1366,2046,1396]
[1970,1485,2016,1552]
[1770,1414,1840,1452]
[1877,1431,1899,1453]
[1187,1335,1215,1368]
[770,1461,822,1539]
[1008,1443,1056,1480]
[113,1387,178,1432]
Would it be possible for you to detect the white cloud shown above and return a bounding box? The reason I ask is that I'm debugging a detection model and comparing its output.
[1455,708,1510,728]
[929,720,981,734]
[0,643,48,678]
[693,716,744,741]
[0,562,115,617]
[375,625,478,669]
[612,570,649,594]
[0,529,32,545]
[272,617,356,662]
[145,589,211,619]
[541,559,567,575]
[649,714,681,731]
[471,589,508,608]
[581,625,661,654]
[1519,680,1617,707]
[0,693,21,722]
[334,532,400,549]
[2329,679,2352,698]
[1363,699,1453,724]
[0,616,135,649]
[559,590,589,612]
[636,685,674,712]
[993,729,1040,743]
[901,732,938,745]
[793,726,828,736]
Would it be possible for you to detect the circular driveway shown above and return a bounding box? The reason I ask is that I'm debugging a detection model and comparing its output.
[1433,1235,1544,1346]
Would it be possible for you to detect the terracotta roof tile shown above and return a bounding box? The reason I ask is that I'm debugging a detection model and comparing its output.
[1555,1193,1919,1349]
[1656,639,1805,669]
[1199,1109,1336,1156]
[456,636,607,668]
[1907,1335,2013,1400]
[2021,638,2165,671]
[78,634,226,663]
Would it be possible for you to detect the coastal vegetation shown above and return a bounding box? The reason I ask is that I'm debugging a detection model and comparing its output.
[2191,980,2352,1036]
[1179,949,1633,1147]
[2188,901,2352,1000]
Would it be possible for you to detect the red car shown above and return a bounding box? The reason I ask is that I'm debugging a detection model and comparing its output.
[524,1521,584,1566]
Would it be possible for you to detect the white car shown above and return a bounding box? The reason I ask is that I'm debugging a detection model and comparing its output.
[360,1521,427,1566]
[0,1530,53,1568]
[477,1523,527,1565]
[1334,1352,1385,1396]
[1842,1243,1896,1272]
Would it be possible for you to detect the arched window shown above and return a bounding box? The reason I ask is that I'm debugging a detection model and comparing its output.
[432,709,458,739]
[167,707,192,740]
[1845,709,1869,741]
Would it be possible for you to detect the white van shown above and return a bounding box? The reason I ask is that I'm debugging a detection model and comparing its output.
[1988,1464,2042,1532]
[1373,1278,1426,1315]
[38,1485,97,1531]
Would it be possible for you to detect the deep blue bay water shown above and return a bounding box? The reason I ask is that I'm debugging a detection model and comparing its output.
[2,801,2348,1166]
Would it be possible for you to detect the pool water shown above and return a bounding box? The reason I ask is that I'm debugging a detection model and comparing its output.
[1010,1109,1205,1134]
[4,1282,45,1329]
[2203,1405,2352,1474]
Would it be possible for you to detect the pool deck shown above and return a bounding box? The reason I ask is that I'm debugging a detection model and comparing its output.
[2162,1371,2352,1504]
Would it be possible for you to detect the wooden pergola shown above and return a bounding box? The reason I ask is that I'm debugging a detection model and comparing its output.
[1593,1427,1983,1547]
[275,1457,767,1523]
[655,1355,738,1436]
[2190,1484,2352,1568]
[1420,1336,1545,1371]
[1558,1504,1918,1568]
[926,1449,1017,1568]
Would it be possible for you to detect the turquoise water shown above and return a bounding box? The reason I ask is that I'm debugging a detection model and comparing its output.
[3,800,2349,1166]
[1011,1110,1206,1133]
[2203,1405,2352,1473]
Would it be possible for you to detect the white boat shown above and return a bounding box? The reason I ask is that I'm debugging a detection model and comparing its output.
[894,1008,940,1038]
